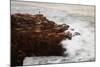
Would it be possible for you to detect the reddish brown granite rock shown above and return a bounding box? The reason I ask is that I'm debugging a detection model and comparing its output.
[11,13,72,66]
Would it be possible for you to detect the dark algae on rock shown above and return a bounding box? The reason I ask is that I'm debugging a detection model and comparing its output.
[11,13,72,66]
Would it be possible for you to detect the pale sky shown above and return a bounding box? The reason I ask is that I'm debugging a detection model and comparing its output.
[18,0,95,5]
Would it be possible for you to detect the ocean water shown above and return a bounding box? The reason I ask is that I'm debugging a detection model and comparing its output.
[11,1,95,65]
